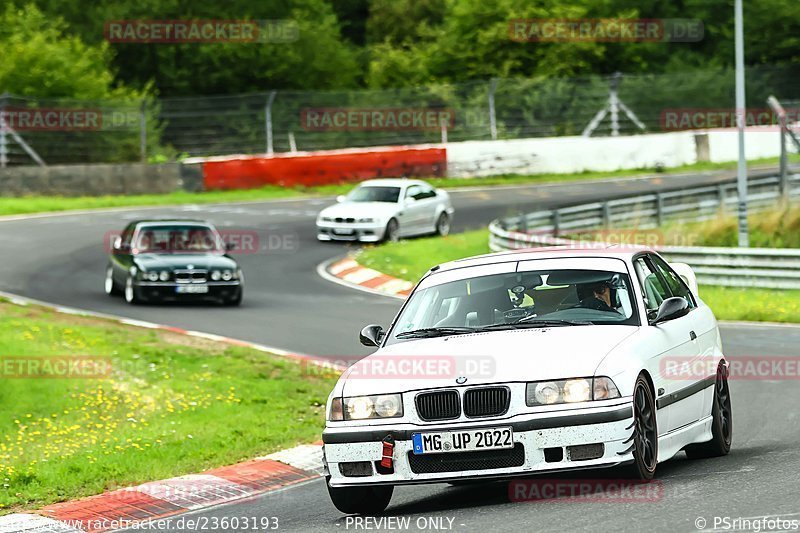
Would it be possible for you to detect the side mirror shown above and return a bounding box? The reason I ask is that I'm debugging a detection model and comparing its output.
[113,237,130,253]
[405,196,417,204]
[359,324,384,347]
[336,195,346,203]
[653,296,690,324]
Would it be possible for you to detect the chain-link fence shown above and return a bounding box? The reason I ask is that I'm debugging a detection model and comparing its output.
[1,65,798,166]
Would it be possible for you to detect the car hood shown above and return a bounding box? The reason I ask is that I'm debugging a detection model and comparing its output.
[340,325,639,397]
[319,202,398,219]
[133,253,238,271]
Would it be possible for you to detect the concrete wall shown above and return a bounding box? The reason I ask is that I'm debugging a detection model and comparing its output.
[445,128,785,178]
[706,128,783,163]
[0,163,181,197]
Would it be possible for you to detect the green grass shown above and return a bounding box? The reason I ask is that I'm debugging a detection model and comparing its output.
[1,156,793,217]
[661,203,800,248]
[356,229,800,324]
[0,301,336,513]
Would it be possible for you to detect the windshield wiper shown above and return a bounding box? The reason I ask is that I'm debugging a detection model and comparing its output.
[513,318,594,327]
[395,327,475,339]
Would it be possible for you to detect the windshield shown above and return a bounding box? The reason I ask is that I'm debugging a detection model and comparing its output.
[347,186,401,203]
[133,225,223,254]
[389,268,638,341]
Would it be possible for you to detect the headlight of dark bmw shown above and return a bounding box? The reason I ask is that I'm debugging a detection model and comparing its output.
[525,377,620,406]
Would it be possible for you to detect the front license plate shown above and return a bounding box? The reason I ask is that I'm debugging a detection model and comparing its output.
[412,427,513,455]
[333,228,354,235]
[176,285,209,294]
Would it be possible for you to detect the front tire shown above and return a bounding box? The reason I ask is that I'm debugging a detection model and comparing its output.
[685,363,732,459]
[435,213,451,236]
[624,374,658,480]
[327,478,393,515]
[383,218,400,243]
[223,288,243,307]
[105,265,122,296]
[124,275,143,305]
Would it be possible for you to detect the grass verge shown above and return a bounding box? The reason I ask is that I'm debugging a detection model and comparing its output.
[0,300,335,513]
[356,229,800,324]
[1,156,793,217]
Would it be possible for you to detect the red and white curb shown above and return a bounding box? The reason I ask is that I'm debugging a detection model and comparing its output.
[0,444,324,533]
[318,257,413,300]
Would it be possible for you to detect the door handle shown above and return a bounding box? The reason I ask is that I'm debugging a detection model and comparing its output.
[689,330,697,341]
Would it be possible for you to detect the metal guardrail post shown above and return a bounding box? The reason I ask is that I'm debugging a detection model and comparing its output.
[552,210,560,237]
[488,78,498,141]
[139,100,147,162]
[717,185,727,210]
[655,193,664,226]
[602,202,611,228]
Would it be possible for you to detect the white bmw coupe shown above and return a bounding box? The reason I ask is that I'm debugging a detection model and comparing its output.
[322,246,732,514]
[316,178,454,243]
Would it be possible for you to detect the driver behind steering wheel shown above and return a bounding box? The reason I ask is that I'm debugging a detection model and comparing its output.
[578,280,620,314]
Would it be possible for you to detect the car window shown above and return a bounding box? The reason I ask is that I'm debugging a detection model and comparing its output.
[133,225,222,253]
[405,185,422,199]
[348,186,401,203]
[414,186,437,200]
[120,223,135,246]
[633,257,669,314]
[389,268,639,342]
[650,255,696,308]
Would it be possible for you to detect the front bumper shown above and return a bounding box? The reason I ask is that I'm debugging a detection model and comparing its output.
[316,222,385,242]
[134,281,241,300]
[323,402,634,487]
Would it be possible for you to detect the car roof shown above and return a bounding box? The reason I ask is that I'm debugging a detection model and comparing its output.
[433,244,653,273]
[131,219,213,227]
[356,178,428,188]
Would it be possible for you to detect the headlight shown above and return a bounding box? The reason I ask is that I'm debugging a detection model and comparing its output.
[357,217,375,223]
[159,271,170,281]
[146,271,159,282]
[211,270,222,281]
[593,376,621,400]
[563,378,591,403]
[320,217,333,222]
[328,398,343,421]
[342,394,403,420]
[221,270,233,281]
[526,377,620,406]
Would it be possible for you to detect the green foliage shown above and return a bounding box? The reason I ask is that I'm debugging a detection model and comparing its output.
[0,4,138,99]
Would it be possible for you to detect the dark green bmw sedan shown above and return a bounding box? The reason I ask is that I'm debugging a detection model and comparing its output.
[105,219,243,306]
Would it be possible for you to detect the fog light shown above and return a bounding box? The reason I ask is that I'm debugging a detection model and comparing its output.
[339,461,373,477]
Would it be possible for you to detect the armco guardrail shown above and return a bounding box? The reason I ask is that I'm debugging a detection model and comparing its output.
[489,171,800,289]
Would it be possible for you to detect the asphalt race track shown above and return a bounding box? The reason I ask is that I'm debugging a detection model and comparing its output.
[1,168,798,532]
